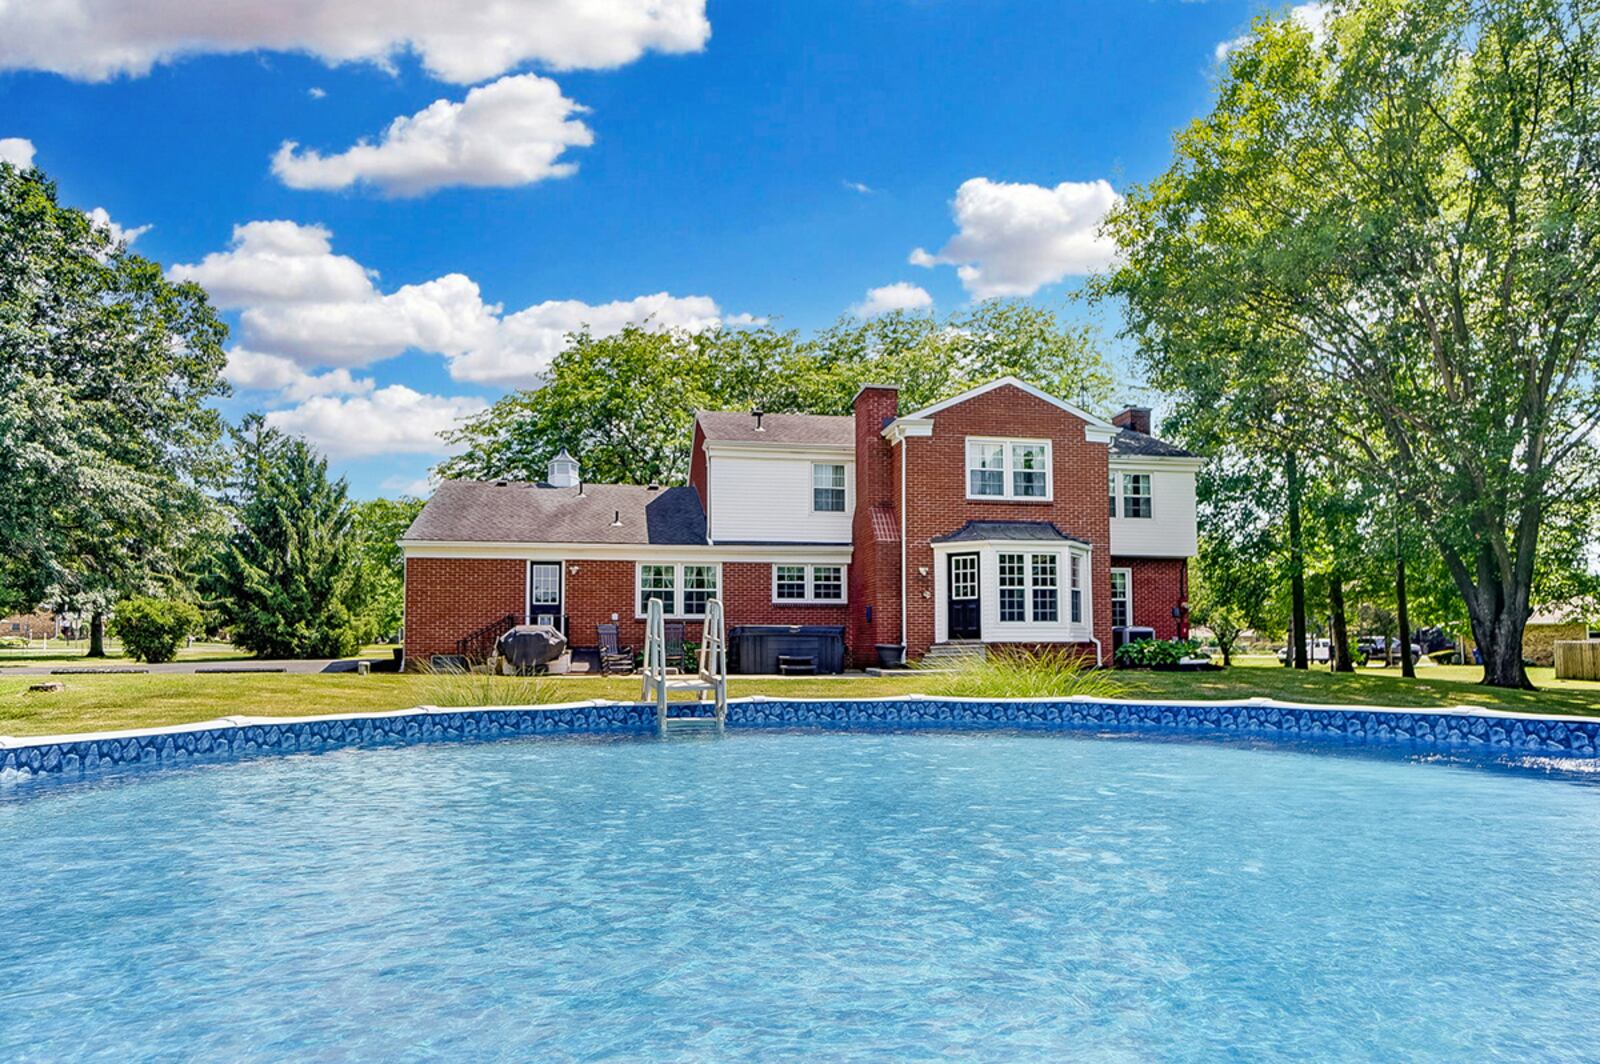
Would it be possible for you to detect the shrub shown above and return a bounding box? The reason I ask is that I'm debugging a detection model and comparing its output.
[1115,637,1204,667]
[926,647,1125,700]
[111,597,202,663]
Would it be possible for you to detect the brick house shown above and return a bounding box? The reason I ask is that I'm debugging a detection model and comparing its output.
[401,377,1201,669]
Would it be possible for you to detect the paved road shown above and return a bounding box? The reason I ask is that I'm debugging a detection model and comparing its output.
[0,658,392,678]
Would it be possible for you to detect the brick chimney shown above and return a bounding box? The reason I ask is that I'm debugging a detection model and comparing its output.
[850,384,900,662]
[1112,405,1151,435]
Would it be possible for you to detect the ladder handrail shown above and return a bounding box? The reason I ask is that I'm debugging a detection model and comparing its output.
[644,596,727,734]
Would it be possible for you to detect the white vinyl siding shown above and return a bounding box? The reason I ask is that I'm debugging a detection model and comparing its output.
[965,437,1053,501]
[772,563,847,604]
[1109,462,1198,557]
[636,562,721,618]
[708,453,854,543]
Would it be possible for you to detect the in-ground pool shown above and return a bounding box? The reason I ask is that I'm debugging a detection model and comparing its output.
[4,730,1599,1061]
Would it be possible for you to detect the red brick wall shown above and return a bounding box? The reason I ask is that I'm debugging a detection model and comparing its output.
[404,557,526,663]
[408,556,853,664]
[849,385,902,663]
[1111,556,1189,640]
[900,383,1114,660]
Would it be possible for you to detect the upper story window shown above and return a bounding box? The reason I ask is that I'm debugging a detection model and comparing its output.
[966,438,1053,501]
[813,463,846,512]
[1120,473,1152,519]
[1108,472,1117,517]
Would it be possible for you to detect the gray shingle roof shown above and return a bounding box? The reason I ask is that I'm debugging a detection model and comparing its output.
[1110,429,1196,459]
[404,480,706,545]
[697,410,854,446]
[931,520,1089,545]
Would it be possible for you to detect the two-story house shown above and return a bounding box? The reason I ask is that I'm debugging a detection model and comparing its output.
[400,376,1201,669]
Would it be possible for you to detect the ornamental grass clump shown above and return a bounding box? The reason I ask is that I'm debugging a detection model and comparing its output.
[420,663,552,709]
[926,647,1124,700]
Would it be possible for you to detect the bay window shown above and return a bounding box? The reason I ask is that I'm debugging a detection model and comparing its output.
[997,551,1062,624]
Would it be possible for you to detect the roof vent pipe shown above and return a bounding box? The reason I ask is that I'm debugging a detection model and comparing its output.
[753,409,765,431]
[612,509,622,526]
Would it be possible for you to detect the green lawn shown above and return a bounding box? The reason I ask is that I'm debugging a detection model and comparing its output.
[1,656,1596,738]
[0,641,400,668]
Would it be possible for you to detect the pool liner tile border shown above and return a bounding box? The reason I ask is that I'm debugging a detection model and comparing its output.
[3,694,1597,784]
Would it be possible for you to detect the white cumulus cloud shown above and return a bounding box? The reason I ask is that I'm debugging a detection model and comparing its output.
[0,0,710,84]
[273,74,593,196]
[265,385,487,459]
[0,137,35,167]
[853,282,933,317]
[1215,2,1330,61]
[171,219,743,386]
[86,206,152,247]
[225,348,375,401]
[910,177,1120,298]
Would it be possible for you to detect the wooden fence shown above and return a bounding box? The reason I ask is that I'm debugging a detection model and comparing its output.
[1553,640,1600,681]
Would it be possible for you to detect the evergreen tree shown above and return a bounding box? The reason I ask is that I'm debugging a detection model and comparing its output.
[213,417,365,659]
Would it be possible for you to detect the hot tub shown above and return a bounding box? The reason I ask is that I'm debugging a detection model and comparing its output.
[729,624,846,674]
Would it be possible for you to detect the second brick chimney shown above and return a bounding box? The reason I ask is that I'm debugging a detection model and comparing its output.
[1112,405,1152,435]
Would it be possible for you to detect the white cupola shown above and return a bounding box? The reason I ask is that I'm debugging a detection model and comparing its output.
[547,447,580,488]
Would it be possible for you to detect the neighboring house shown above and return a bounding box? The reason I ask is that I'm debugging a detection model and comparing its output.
[1,609,64,640]
[400,377,1202,668]
[1522,600,1600,667]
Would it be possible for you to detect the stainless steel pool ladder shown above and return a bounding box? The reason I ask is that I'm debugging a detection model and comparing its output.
[641,597,728,736]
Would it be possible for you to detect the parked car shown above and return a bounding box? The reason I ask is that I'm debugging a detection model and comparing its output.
[1278,638,1333,665]
[1356,636,1421,665]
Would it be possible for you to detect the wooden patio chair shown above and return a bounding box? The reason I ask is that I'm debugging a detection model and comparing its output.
[596,623,636,675]
[664,621,687,672]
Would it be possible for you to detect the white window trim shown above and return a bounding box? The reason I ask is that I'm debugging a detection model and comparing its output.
[1110,567,1133,628]
[635,561,723,619]
[771,563,849,605]
[965,436,1054,502]
[811,462,848,514]
[994,549,1065,626]
[1120,472,1153,519]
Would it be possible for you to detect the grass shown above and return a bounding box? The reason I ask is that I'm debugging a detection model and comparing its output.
[0,656,1596,739]
[0,641,399,668]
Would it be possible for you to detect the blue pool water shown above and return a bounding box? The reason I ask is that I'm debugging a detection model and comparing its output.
[4,731,1600,1061]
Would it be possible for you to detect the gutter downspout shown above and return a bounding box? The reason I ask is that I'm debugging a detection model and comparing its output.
[1089,634,1103,668]
[899,438,908,665]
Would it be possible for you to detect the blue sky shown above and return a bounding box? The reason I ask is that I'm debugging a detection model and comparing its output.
[0,0,1299,497]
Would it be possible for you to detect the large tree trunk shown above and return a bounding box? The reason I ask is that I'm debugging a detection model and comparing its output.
[1287,451,1308,670]
[1396,543,1414,679]
[1328,571,1354,672]
[88,611,106,658]
[1439,538,1534,690]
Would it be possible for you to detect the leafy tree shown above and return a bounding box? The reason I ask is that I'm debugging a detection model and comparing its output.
[212,417,365,659]
[110,596,202,664]
[0,163,228,651]
[438,302,1115,485]
[1101,0,1600,688]
[352,496,426,642]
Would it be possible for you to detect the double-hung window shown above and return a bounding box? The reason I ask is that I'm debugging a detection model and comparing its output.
[1120,473,1152,518]
[637,563,719,617]
[1108,472,1117,517]
[1069,554,1084,623]
[997,552,1064,624]
[813,464,846,512]
[1110,568,1131,628]
[966,438,1052,501]
[772,563,847,603]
